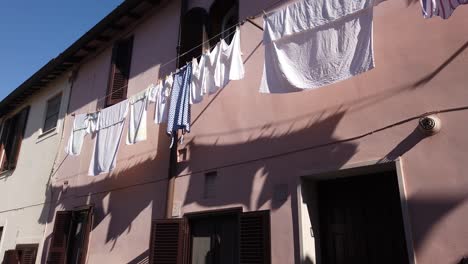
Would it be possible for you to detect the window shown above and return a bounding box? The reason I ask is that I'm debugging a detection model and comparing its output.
[179,0,238,65]
[43,94,62,132]
[1,244,38,264]
[0,106,29,172]
[47,209,93,264]
[149,210,270,264]
[106,36,134,107]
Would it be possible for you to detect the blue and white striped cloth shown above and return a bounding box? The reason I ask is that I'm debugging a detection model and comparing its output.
[167,63,192,147]
[421,0,468,19]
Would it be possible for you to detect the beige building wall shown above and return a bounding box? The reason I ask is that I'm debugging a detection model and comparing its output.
[0,74,71,263]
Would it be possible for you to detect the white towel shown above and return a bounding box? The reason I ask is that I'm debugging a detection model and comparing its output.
[149,76,173,124]
[88,100,128,176]
[260,0,375,93]
[190,57,204,104]
[201,43,220,95]
[214,27,245,89]
[65,113,88,156]
[127,89,148,145]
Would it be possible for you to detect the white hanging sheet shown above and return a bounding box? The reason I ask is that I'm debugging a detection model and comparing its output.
[65,113,88,156]
[127,88,149,145]
[260,0,375,93]
[88,100,128,176]
[214,27,245,89]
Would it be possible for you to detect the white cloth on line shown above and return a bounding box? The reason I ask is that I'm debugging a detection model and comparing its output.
[149,76,173,124]
[88,100,128,176]
[420,0,468,19]
[214,27,245,89]
[260,0,375,94]
[127,88,149,145]
[201,43,220,95]
[190,56,204,104]
[65,113,88,156]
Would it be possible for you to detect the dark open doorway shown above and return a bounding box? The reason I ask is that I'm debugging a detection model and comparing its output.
[317,171,410,264]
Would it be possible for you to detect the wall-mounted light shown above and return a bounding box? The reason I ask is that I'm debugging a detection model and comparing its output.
[418,114,441,136]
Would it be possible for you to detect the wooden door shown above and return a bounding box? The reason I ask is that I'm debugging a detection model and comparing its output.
[318,172,409,264]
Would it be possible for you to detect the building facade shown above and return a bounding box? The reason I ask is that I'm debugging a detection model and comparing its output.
[0,74,70,263]
[1,0,468,263]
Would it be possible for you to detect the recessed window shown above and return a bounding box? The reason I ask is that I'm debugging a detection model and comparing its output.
[149,210,271,264]
[0,106,29,172]
[106,36,134,107]
[179,0,239,65]
[43,94,62,132]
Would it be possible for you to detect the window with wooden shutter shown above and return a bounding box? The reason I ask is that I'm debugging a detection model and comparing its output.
[239,211,271,264]
[47,209,93,264]
[43,94,62,132]
[2,250,19,264]
[0,106,30,172]
[106,36,133,106]
[47,211,72,264]
[149,219,187,264]
[16,244,38,264]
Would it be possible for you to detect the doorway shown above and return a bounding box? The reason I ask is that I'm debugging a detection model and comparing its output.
[317,171,409,264]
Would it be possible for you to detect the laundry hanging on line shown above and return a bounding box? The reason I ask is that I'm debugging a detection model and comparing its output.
[149,75,173,124]
[214,26,245,89]
[88,99,128,176]
[63,28,246,175]
[127,88,149,145]
[190,26,245,103]
[65,113,88,156]
[259,0,375,93]
[167,63,192,147]
[421,0,468,19]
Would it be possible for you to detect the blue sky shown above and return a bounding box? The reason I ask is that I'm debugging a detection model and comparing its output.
[0,1,124,100]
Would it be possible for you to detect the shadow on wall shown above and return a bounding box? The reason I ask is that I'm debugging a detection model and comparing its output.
[179,111,356,211]
[36,140,169,262]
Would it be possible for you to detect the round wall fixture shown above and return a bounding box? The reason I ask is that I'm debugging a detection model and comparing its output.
[418,114,441,135]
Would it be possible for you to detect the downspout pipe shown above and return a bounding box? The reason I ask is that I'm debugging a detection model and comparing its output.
[165,0,185,219]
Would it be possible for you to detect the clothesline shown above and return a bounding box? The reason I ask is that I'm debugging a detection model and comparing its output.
[93,24,239,105]
[94,0,286,104]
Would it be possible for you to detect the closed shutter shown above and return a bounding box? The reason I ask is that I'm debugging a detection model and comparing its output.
[47,211,72,264]
[149,219,187,264]
[239,211,271,264]
[16,244,38,264]
[107,36,133,106]
[2,250,18,264]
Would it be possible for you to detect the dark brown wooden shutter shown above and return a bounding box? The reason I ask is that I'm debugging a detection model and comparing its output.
[1,106,29,171]
[47,211,72,264]
[2,250,18,264]
[149,219,187,264]
[16,244,38,264]
[107,36,133,106]
[239,211,271,264]
[8,106,29,170]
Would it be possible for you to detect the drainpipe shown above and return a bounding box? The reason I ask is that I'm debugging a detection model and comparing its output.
[165,0,185,219]
[41,67,78,262]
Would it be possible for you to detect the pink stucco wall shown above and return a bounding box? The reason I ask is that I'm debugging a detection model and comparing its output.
[42,0,468,263]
